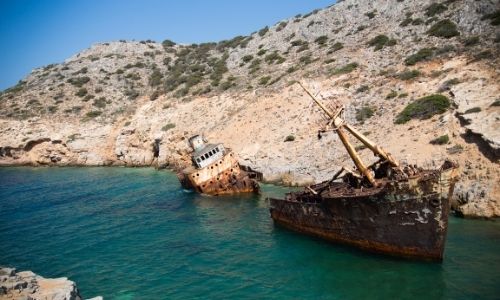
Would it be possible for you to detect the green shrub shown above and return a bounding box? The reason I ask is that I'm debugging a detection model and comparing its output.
[395,94,450,124]
[242,55,253,63]
[161,123,176,131]
[490,100,500,107]
[299,54,313,65]
[258,26,269,37]
[284,135,295,142]
[412,18,424,25]
[95,87,103,93]
[324,58,335,64]
[290,40,306,47]
[397,69,421,80]
[386,90,398,99]
[257,49,267,56]
[329,42,343,53]
[149,69,163,86]
[355,106,374,123]
[463,107,481,114]
[473,50,493,61]
[463,36,479,46]
[75,88,88,97]
[430,134,449,145]
[85,111,102,118]
[481,10,500,26]
[356,85,370,93]
[162,39,176,50]
[367,34,389,51]
[82,94,95,102]
[365,11,376,19]
[427,19,460,38]
[276,21,287,32]
[265,52,285,64]
[425,3,447,17]
[259,76,271,85]
[404,48,434,65]
[331,62,358,75]
[314,35,328,46]
[400,18,412,27]
[296,44,309,53]
[47,106,58,114]
[67,76,90,87]
[92,97,107,108]
[150,90,160,101]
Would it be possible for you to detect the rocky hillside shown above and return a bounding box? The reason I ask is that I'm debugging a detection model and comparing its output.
[0,0,498,217]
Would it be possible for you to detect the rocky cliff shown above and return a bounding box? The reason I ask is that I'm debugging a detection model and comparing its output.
[0,0,498,217]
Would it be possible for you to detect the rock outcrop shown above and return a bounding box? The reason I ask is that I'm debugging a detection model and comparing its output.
[0,267,101,300]
[0,0,498,217]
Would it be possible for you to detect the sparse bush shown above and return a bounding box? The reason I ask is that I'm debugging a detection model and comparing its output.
[67,76,90,87]
[430,134,449,145]
[149,69,163,86]
[427,19,459,38]
[75,88,88,97]
[356,85,370,93]
[150,90,160,101]
[259,76,271,85]
[481,10,500,26]
[490,100,500,107]
[329,42,343,53]
[284,135,295,142]
[324,58,335,64]
[400,18,412,27]
[355,106,374,123]
[425,3,447,17]
[92,97,107,108]
[82,94,95,102]
[276,21,287,32]
[299,54,313,65]
[463,107,481,114]
[314,35,328,46]
[47,106,58,114]
[397,69,421,80]
[395,94,450,124]
[331,62,358,75]
[257,49,267,56]
[462,36,480,46]
[85,111,102,118]
[265,52,285,64]
[95,87,103,93]
[367,34,389,51]
[296,44,309,53]
[258,26,269,37]
[404,48,434,65]
[365,11,376,19]
[242,55,253,63]
[161,123,176,131]
[473,50,493,61]
[386,90,398,99]
[162,39,176,50]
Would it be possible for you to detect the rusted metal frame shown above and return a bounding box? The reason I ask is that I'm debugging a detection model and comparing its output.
[337,127,377,186]
[343,124,400,168]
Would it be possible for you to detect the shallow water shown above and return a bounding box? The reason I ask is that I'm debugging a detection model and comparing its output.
[0,167,498,299]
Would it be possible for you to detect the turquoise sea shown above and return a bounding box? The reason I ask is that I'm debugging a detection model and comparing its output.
[0,167,499,299]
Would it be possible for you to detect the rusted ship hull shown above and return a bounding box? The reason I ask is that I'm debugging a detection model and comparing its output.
[269,166,457,261]
[178,151,259,196]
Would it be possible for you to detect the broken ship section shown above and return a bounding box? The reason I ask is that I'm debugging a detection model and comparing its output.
[178,135,259,195]
[268,83,459,261]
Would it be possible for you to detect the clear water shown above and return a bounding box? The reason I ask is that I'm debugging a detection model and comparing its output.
[0,167,498,300]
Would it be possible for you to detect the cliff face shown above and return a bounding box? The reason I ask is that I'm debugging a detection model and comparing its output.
[0,0,498,217]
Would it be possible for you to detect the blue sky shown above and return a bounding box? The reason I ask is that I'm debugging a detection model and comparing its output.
[0,0,335,90]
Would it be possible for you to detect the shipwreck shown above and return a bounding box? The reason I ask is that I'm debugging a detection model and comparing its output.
[177,135,259,195]
[268,83,459,261]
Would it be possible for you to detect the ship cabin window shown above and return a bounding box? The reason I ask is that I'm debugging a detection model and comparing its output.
[204,153,209,159]
[196,158,201,163]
